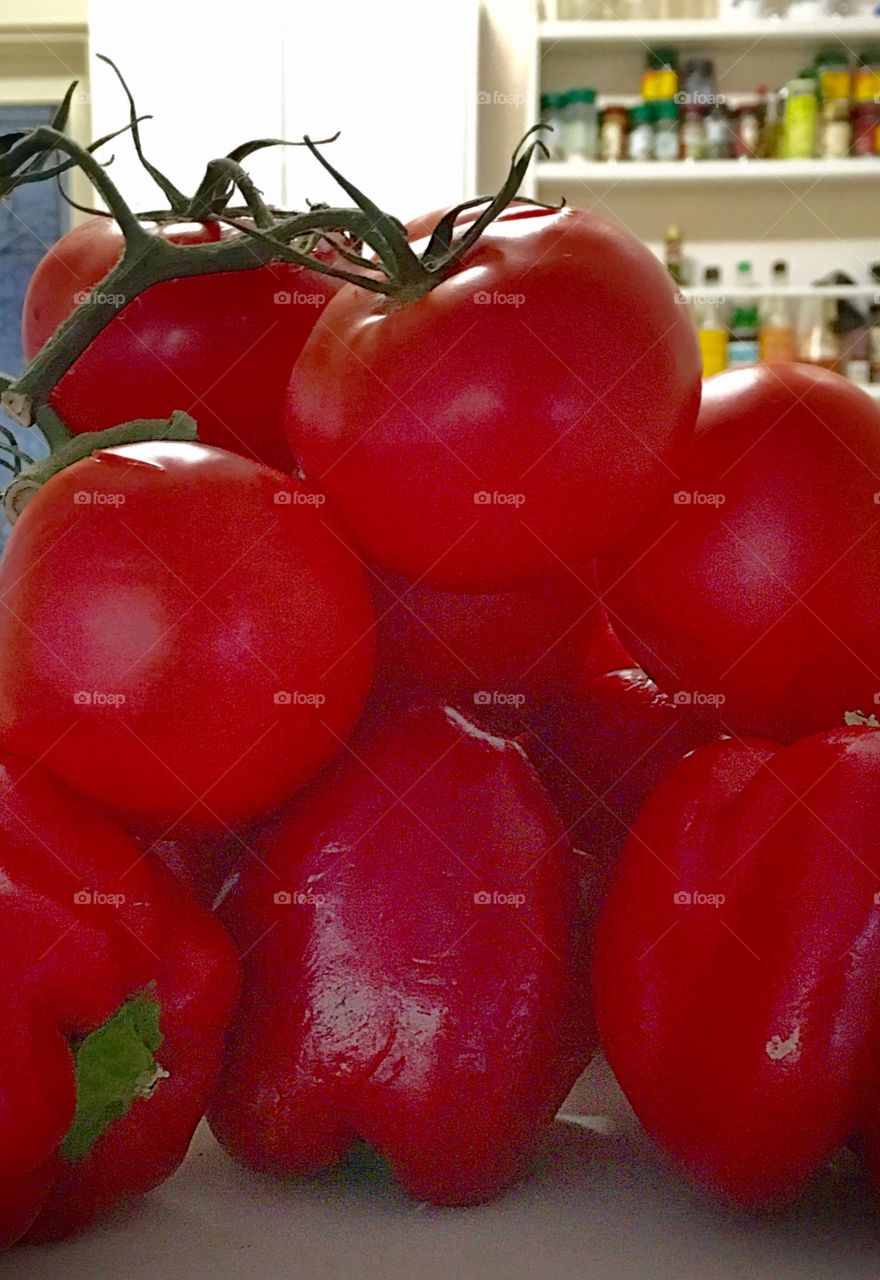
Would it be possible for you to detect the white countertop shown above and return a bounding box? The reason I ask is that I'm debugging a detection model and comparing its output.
[6,1059,878,1280]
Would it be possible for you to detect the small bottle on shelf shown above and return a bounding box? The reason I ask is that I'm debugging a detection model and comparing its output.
[759,261,797,364]
[664,224,686,287]
[540,93,568,162]
[758,89,784,159]
[697,267,729,378]
[869,304,880,385]
[627,103,654,162]
[706,102,732,159]
[783,76,819,159]
[563,89,600,161]
[642,50,679,104]
[733,100,762,160]
[728,261,760,368]
[682,104,709,160]
[654,100,681,161]
[600,105,629,162]
[798,295,842,371]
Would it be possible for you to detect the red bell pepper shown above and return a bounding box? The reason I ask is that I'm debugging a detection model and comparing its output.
[209,703,594,1205]
[0,754,239,1246]
[594,727,880,1208]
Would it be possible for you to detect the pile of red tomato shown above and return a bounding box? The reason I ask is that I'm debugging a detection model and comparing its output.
[4,112,880,1246]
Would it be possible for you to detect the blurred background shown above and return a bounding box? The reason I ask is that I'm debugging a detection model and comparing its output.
[2,0,879,387]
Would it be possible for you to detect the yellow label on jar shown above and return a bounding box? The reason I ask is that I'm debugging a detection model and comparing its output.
[856,67,880,102]
[820,69,852,101]
[699,329,728,378]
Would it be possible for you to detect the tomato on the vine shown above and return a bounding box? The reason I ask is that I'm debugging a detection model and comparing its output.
[285,205,701,590]
[0,442,375,828]
[23,217,339,472]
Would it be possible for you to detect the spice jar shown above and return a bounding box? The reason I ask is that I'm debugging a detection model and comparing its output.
[642,49,679,102]
[734,101,761,159]
[706,102,731,158]
[681,104,708,159]
[855,48,880,104]
[540,93,567,161]
[853,102,879,156]
[600,105,629,162]
[563,88,599,160]
[783,77,818,159]
[653,99,680,160]
[815,49,851,103]
[821,99,851,159]
[627,103,654,161]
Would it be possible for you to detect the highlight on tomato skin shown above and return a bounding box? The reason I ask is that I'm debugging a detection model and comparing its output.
[285,203,702,592]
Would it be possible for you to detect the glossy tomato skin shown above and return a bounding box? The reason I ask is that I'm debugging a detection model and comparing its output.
[368,561,616,720]
[0,443,375,828]
[23,218,339,473]
[603,364,880,741]
[285,205,701,590]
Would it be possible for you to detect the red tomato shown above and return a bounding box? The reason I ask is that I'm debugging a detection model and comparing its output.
[368,562,618,720]
[285,205,701,590]
[0,442,375,828]
[603,364,880,741]
[22,217,340,472]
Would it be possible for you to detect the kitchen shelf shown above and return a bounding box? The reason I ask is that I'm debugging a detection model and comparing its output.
[536,157,880,183]
[538,17,880,46]
[681,284,880,297]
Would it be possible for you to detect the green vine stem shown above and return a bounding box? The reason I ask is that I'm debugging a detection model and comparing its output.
[1,68,549,431]
[2,410,198,524]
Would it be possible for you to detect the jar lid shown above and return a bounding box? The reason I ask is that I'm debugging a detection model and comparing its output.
[629,102,653,124]
[648,47,678,69]
[815,48,850,67]
[540,92,567,109]
[567,88,597,104]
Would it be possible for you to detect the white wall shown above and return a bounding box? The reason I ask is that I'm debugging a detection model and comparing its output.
[87,0,478,225]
